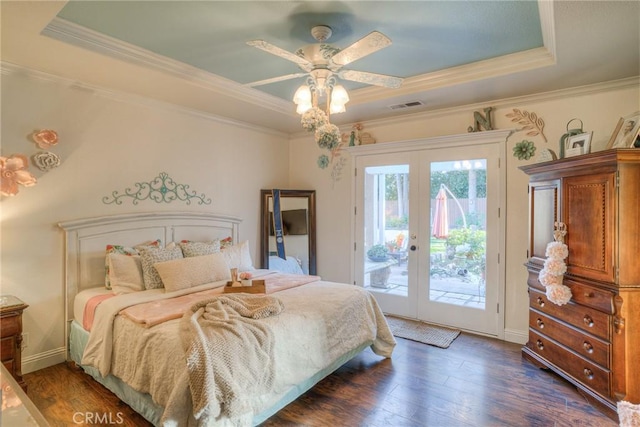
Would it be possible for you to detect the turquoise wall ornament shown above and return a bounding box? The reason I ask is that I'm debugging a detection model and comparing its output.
[102,172,211,205]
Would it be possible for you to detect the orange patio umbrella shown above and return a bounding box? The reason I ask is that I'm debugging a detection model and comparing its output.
[432,186,449,239]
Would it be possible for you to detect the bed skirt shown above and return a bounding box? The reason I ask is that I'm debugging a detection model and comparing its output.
[69,320,370,426]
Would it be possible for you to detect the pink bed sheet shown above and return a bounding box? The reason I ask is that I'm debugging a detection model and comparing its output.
[83,293,116,331]
[120,273,321,328]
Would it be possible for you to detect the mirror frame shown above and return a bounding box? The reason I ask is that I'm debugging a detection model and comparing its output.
[260,189,316,275]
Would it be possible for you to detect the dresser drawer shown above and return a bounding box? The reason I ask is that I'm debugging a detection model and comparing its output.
[529,288,610,340]
[564,279,614,314]
[529,309,610,368]
[0,315,19,338]
[0,335,16,361]
[528,330,610,397]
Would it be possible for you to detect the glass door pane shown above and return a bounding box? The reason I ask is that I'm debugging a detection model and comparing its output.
[429,159,486,310]
[362,164,409,297]
[417,143,501,337]
[354,152,417,319]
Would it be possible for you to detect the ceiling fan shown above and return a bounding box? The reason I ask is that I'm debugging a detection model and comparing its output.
[245,25,403,93]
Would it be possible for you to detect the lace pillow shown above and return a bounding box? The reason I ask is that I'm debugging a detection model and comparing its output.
[138,246,184,289]
[104,240,160,289]
[221,240,255,272]
[154,253,230,293]
[178,240,220,257]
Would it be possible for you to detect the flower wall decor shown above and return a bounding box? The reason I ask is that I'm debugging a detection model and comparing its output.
[32,129,59,149]
[513,140,536,160]
[0,128,63,198]
[538,222,572,306]
[0,154,38,197]
[32,151,61,171]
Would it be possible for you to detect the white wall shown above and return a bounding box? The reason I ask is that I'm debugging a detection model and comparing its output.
[289,78,640,344]
[2,63,637,373]
[0,68,290,372]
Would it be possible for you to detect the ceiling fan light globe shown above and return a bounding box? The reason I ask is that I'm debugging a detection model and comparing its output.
[331,85,349,103]
[329,101,346,114]
[293,85,312,104]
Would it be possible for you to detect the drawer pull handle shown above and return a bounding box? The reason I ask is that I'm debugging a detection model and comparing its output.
[583,315,594,327]
[583,341,594,353]
[536,340,544,350]
[536,318,544,329]
[583,368,594,380]
[536,297,545,307]
[584,292,595,298]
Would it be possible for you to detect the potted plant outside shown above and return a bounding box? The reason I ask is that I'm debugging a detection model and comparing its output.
[367,244,389,262]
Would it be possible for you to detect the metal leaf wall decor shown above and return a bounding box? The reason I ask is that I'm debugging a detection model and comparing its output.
[506,109,548,142]
[102,172,212,205]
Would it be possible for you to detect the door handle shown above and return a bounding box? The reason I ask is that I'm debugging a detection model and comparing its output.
[410,245,417,251]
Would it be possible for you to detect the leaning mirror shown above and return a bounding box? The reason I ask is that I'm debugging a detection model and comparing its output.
[260,189,316,275]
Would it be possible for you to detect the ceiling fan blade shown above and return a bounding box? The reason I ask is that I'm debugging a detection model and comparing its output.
[245,73,308,88]
[339,70,403,88]
[330,31,392,67]
[247,40,313,71]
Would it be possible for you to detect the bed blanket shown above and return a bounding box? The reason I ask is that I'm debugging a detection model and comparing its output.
[181,295,284,424]
[84,281,396,426]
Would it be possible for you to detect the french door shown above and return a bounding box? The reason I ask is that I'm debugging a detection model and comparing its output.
[353,142,504,337]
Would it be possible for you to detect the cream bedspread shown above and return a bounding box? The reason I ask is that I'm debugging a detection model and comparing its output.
[82,280,396,426]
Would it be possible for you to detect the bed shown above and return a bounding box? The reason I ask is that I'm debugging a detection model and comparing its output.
[59,212,395,426]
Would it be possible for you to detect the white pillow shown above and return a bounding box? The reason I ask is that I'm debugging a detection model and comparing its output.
[268,255,304,275]
[154,252,231,293]
[108,253,145,295]
[221,240,255,272]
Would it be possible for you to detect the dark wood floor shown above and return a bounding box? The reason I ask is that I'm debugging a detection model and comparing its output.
[24,333,616,426]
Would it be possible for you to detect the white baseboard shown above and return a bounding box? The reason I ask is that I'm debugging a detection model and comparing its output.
[503,328,528,345]
[22,347,66,374]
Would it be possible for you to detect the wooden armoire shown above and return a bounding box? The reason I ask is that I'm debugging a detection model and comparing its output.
[520,149,640,420]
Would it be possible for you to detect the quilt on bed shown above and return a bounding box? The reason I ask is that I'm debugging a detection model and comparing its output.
[81,278,395,426]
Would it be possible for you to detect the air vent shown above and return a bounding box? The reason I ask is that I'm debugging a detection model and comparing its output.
[389,101,424,110]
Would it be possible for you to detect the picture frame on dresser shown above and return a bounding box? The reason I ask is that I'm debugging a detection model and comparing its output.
[564,132,592,157]
[606,111,640,149]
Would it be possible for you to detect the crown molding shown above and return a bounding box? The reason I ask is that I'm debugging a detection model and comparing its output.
[41,17,294,116]
[331,76,640,134]
[0,61,289,138]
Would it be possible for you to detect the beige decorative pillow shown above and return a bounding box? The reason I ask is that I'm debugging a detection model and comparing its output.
[154,253,231,293]
[108,253,144,295]
[104,239,161,289]
[178,240,220,257]
[221,240,255,271]
[138,246,184,289]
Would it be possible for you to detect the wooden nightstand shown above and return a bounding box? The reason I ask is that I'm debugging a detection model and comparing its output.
[0,295,28,392]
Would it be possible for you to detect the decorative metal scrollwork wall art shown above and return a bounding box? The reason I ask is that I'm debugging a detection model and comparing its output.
[102,172,212,205]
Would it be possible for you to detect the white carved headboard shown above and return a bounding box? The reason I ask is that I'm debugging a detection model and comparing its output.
[58,211,241,329]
